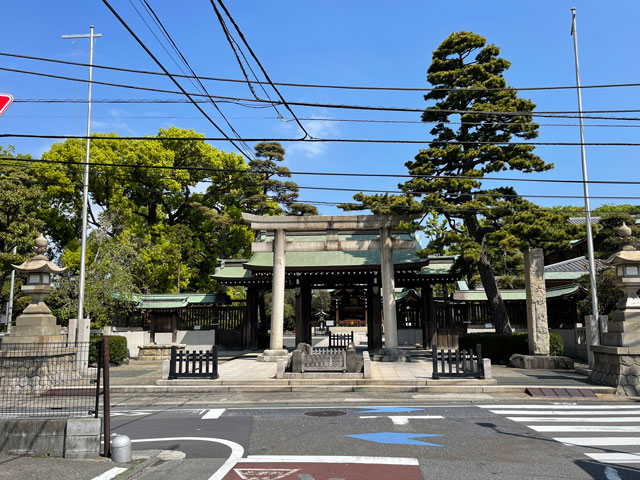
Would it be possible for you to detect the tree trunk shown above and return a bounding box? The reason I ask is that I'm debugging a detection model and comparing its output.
[477,244,512,334]
[464,214,513,335]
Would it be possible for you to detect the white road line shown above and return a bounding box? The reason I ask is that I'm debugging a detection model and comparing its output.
[244,455,419,465]
[202,408,226,419]
[91,468,128,480]
[556,437,640,447]
[480,405,640,409]
[531,425,640,433]
[507,416,640,423]
[489,410,640,416]
[359,415,444,425]
[586,453,640,464]
[130,436,244,480]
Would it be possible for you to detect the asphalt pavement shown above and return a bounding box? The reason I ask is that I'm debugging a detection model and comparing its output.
[6,400,640,480]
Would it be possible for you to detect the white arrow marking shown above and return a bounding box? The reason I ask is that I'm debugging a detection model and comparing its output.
[91,468,127,480]
[360,415,443,425]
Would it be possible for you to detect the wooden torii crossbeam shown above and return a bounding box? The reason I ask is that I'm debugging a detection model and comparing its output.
[242,213,420,360]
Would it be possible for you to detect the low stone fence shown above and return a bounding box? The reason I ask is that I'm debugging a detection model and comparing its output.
[277,343,365,379]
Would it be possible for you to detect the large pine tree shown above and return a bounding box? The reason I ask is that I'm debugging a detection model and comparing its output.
[402,31,551,333]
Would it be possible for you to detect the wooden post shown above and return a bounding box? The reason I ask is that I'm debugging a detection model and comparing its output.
[367,282,383,352]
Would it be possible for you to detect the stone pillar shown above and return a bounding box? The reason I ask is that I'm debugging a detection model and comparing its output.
[524,248,550,355]
[76,317,90,372]
[68,317,78,345]
[259,228,288,361]
[377,226,404,360]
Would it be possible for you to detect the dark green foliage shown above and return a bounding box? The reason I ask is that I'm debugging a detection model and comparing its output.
[459,333,528,363]
[549,332,564,357]
[89,335,128,366]
[578,269,623,317]
[459,331,564,363]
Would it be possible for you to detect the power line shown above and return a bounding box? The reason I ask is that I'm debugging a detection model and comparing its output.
[211,0,311,138]
[7,156,640,185]
[6,132,640,146]
[100,0,254,159]
[4,50,640,93]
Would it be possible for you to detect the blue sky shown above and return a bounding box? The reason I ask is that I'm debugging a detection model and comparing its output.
[1,1,639,216]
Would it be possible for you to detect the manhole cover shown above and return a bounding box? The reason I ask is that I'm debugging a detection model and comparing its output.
[304,410,347,417]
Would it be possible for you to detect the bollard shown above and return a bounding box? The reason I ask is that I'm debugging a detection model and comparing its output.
[111,435,132,463]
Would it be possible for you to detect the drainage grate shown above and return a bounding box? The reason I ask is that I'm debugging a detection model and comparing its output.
[525,387,597,398]
[304,410,347,417]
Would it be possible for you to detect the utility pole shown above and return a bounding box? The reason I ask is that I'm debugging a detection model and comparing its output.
[5,246,16,334]
[62,26,102,326]
[571,8,600,349]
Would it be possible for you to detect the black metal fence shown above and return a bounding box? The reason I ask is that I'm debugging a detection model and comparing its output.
[328,331,354,348]
[432,343,485,379]
[168,345,218,379]
[0,341,101,418]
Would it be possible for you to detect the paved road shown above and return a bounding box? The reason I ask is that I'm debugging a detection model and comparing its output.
[102,401,640,480]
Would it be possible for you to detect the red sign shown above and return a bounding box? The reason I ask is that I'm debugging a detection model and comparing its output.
[0,94,13,117]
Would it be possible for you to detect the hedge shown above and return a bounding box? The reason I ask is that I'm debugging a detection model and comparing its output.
[458,332,564,364]
[89,335,128,366]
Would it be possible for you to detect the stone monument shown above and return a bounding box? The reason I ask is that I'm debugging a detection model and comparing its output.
[524,248,550,355]
[589,223,640,395]
[3,234,66,344]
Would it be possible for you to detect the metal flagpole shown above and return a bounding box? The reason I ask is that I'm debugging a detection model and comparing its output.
[571,8,600,353]
[62,26,102,327]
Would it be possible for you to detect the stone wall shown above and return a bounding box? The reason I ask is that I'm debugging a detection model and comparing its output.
[589,347,640,396]
[0,348,78,394]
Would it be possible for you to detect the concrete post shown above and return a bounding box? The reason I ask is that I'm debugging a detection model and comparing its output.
[585,314,600,368]
[259,228,288,360]
[76,317,91,372]
[524,248,550,355]
[67,317,77,345]
[378,225,403,359]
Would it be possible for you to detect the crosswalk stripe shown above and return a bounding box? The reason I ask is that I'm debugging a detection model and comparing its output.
[585,453,640,464]
[531,425,640,433]
[479,405,640,410]
[507,416,640,423]
[489,410,640,416]
[202,408,226,419]
[556,437,640,447]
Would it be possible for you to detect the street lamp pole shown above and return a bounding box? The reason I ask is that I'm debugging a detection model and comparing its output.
[571,8,600,344]
[62,26,102,326]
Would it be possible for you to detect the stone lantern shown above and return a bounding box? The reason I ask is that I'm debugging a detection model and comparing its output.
[589,223,640,395]
[4,233,66,344]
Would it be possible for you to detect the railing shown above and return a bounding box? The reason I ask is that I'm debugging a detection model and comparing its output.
[432,343,484,379]
[329,331,354,348]
[302,347,347,373]
[0,341,101,418]
[168,345,219,380]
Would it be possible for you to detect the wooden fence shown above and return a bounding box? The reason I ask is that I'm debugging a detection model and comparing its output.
[432,344,484,379]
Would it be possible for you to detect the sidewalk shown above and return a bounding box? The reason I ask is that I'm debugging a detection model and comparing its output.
[107,346,614,397]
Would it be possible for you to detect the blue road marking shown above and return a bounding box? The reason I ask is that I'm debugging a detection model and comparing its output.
[358,407,422,413]
[346,432,443,446]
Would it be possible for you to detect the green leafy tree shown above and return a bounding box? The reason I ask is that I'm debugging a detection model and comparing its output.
[243,142,317,216]
[36,128,253,293]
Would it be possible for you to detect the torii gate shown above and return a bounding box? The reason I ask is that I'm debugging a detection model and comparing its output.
[242,213,419,361]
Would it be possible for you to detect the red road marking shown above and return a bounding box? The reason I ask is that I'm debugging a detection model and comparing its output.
[225,461,423,480]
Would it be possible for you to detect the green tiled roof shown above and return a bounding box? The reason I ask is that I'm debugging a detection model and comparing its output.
[126,293,223,309]
[544,271,585,281]
[453,283,585,302]
[244,249,426,270]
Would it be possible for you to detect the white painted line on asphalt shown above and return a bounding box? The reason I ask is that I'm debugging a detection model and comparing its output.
[586,453,640,464]
[508,416,640,423]
[557,437,640,447]
[130,436,244,480]
[91,468,128,480]
[531,425,640,433]
[202,408,226,419]
[480,404,640,409]
[244,455,419,465]
[359,415,444,425]
[490,410,640,416]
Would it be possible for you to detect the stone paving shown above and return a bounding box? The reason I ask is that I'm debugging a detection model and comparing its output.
[107,346,593,386]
